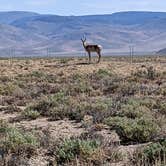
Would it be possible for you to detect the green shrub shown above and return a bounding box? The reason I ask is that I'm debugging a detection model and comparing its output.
[56,138,100,164]
[143,140,166,163]
[117,104,152,119]
[18,71,57,83]
[3,128,39,150]
[59,58,70,64]
[87,99,113,123]
[0,120,8,133]
[118,82,139,96]
[133,66,159,80]
[136,98,157,109]
[134,139,166,164]
[65,82,93,96]
[22,108,40,120]
[105,82,120,94]
[28,94,113,123]
[147,66,158,80]
[71,73,84,82]
[157,102,166,115]
[97,69,111,77]
[0,121,39,156]
[0,76,12,82]
[104,116,160,143]
[109,149,125,162]
[30,71,46,78]
[28,92,71,120]
[115,98,154,119]
[69,99,113,123]
[0,83,16,95]
[121,97,157,113]
[94,69,113,80]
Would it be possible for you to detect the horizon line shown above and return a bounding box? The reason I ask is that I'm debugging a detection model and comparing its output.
[0,10,166,16]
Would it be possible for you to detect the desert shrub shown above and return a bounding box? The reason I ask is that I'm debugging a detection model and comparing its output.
[117,82,139,96]
[12,86,26,98]
[136,98,157,109]
[87,99,113,123]
[90,69,116,92]
[0,105,22,114]
[116,102,153,119]
[146,66,158,80]
[17,71,57,83]
[0,121,39,157]
[29,71,45,78]
[0,83,16,95]
[28,92,71,120]
[133,139,166,165]
[133,66,159,80]
[91,69,116,86]
[26,83,60,99]
[55,138,100,164]
[103,78,121,94]
[70,99,113,123]
[0,75,12,82]
[117,104,151,119]
[159,86,166,96]
[95,69,112,79]
[44,74,57,83]
[156,102,166,115]
[0,119,8,133]
[143,140,166,163]
[71,73,85,81]
[59,58,70,64]
[104,116,160,143]
[108,148,125,162]
[21,108,40,120]
[3,128,39,152]
[124,97,157,111]
[65,81,93,96]
[132,67,147,78]
[28,93,113,122]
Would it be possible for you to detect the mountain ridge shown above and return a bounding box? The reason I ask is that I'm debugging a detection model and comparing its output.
[0,11,166,56]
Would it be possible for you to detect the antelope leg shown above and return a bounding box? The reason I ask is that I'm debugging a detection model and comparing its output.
[97,52,101,63]
[88,52,91,63]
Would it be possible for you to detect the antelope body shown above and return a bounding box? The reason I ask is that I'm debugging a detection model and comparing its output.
[81,38,102,63]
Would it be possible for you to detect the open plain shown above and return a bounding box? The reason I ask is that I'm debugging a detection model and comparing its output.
[0,56,166,166]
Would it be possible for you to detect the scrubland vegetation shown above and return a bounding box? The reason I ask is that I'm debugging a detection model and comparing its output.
[0,56,165,165]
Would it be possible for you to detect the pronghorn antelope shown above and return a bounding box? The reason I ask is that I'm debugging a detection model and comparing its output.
[81,37,102,63]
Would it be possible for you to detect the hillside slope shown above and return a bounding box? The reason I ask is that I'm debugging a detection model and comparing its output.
[1,11,166,55]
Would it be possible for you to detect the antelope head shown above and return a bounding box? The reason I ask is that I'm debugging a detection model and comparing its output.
[81,37,87,47]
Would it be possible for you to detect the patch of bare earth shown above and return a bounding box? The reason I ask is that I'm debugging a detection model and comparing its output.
[1,58,165,78]
[16,118,85,140]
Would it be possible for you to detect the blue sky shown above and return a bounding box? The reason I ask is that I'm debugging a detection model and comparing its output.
[0,0,166,15]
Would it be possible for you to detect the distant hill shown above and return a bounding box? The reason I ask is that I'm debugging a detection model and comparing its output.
[1,11,166,56]
[0,11,39,24]
[156,48,166,55]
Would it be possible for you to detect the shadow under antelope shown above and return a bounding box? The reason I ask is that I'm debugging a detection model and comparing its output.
[81,37,102,63]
